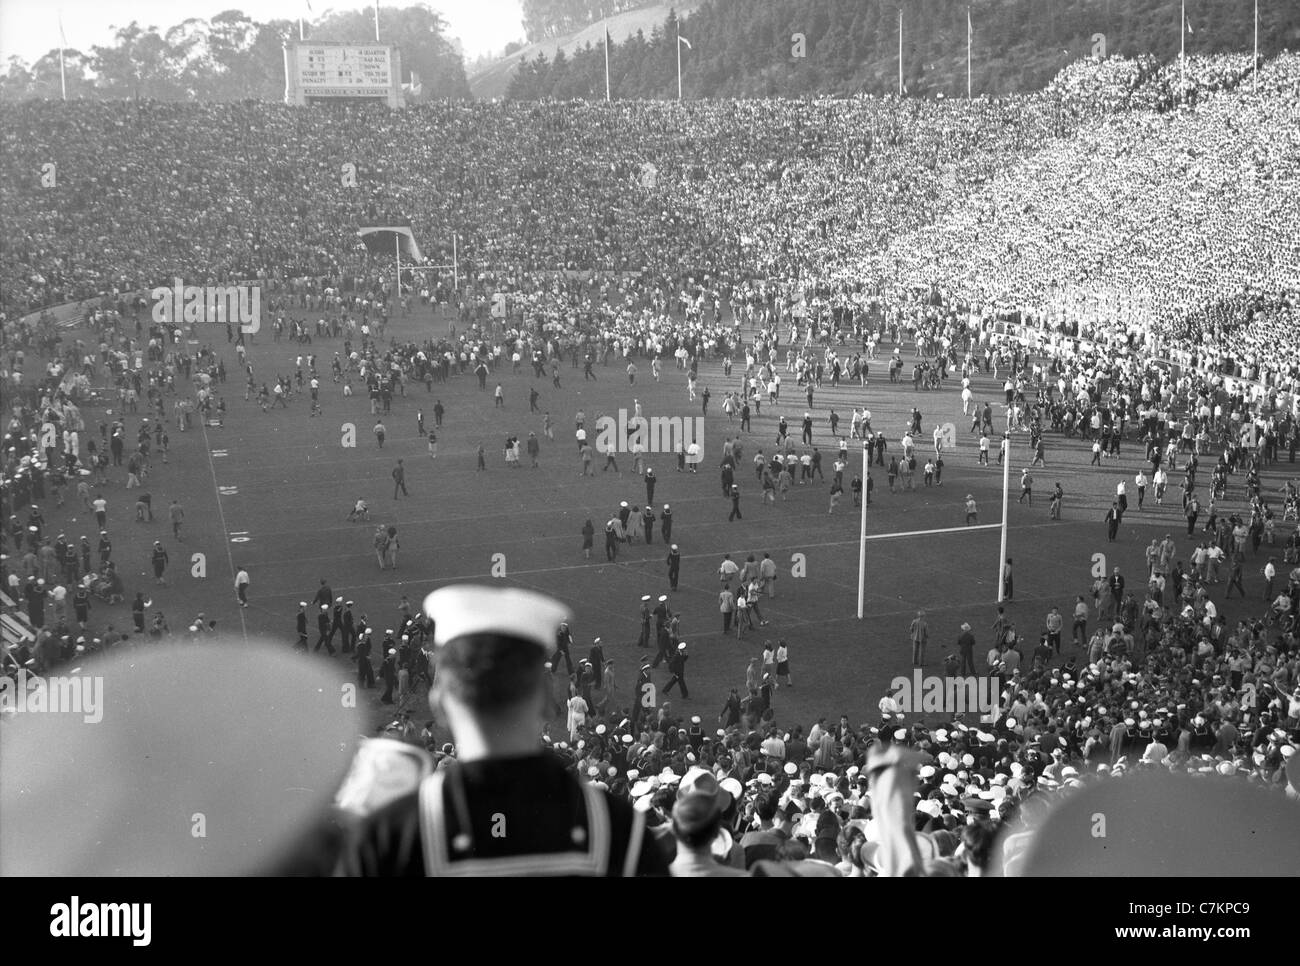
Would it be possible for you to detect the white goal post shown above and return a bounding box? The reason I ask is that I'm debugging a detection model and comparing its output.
[857,433,1013,619]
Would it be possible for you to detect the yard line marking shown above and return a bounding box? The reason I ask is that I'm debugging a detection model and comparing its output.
[236,519,1056,574]
[200,419,247,643]
[187,489,969,539]
[245,520,1065,594]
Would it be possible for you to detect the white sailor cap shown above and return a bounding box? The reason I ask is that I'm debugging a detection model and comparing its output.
[423,585,571,654]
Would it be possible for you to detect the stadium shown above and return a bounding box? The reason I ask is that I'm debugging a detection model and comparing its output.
[1,0,1298,889]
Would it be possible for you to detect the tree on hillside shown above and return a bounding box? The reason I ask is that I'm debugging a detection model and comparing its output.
[504,0,1300,99]
[0,4,469,101]
[311,5,470,100]
[89,23,185,100]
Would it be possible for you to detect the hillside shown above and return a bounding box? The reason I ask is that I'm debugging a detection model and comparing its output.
[469,2,700,99]
[499,0,1300,100]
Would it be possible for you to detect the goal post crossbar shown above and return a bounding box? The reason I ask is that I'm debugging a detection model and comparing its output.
[861,522,1001,541]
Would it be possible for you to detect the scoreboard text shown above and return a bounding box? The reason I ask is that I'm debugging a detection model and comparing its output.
[284,43,403,107]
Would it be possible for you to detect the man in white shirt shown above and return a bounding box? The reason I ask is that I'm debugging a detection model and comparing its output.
[1191,544,1208,581]
[1263,558,1277,600]
[718,554,739,589]
[760,730,786,760]
[48,582,68,623]
[1205,544,1224,582]
[1141,731,1169,764]
[877,686,902,718]
[234,568,250,607]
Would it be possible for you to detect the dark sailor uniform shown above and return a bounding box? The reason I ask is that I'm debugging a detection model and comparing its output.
[338,753,665,876]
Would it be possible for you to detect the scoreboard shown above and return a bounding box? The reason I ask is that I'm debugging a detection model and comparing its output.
[284,42,403,108]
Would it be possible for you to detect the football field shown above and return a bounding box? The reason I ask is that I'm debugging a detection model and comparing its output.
[67,302,1292,737]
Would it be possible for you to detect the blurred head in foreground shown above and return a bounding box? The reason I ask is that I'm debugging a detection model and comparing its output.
[0,639,357,876]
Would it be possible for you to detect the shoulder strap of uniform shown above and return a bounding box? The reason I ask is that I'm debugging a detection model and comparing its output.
[622,797,648,878]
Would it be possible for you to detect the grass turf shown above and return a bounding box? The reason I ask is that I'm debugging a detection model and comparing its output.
[56,301,1296,736]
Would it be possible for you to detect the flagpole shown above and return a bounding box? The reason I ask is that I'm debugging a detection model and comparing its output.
[57,13,67,100]
[898,9,903,96]
[452,234,458,292]
[967,5,972,100]
[374,1,380,42]
[604,18,611,101]
[1180,0,1185,104]
[1253,0,1259,96]
[299,18,304,41]
[394,233,401,304]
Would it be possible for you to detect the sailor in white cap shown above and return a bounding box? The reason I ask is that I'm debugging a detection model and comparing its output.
[314,604,336,655]
[338,585,668,877]
[295,602,310,651]
[638,595,653,649]
[553,619,575,677]
[663,642,689,698]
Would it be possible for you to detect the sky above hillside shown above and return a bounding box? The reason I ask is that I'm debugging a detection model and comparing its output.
[0,0,526,65]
